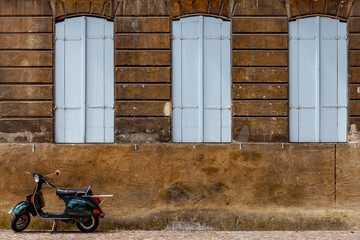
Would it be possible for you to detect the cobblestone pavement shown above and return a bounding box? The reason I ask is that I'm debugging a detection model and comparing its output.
[1,230,360,240]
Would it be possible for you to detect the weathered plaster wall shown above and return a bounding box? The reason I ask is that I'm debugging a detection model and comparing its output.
[1,143,360,230]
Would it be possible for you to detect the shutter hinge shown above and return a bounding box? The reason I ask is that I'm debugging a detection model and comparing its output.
[55,37,81,41]
[88,35,114,40]
[173,105,199,109]
[205,106,231,110]
[171,35,199,40]
[221,35,231,40]
[204,35,231,40]
[322,105,347,108]
[87,105,114,109]
[322,36,347,40]
[289,36,316,40]
[55,105,81,110]
[289,105,316,109]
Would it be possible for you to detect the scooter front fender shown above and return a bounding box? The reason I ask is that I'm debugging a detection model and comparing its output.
[10,201,37,217]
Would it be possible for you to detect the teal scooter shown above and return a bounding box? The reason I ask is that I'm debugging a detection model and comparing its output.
[9,170,113,233]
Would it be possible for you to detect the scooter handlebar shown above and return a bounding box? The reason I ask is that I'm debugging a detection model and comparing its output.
[44,179,56,188]
[25,171,57,187]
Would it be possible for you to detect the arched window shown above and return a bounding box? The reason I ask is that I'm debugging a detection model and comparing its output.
[289,16,347,142]
[172,16,231,143]
[55,16,114,143]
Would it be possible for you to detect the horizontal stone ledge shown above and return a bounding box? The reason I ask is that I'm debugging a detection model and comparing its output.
[0,142,343,148]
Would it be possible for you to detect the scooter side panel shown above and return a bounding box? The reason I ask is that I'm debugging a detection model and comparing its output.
[66,198,98,216]
[11,201,37,216]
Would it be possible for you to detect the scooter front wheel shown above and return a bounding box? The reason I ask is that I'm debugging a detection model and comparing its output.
[76,216,99,232]
[11,213,31,232]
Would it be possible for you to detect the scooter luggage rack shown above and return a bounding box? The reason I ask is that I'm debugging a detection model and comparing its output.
[82,195,113,206]
[80,185,113,206]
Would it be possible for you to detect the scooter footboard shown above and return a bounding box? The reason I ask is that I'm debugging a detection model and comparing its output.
[10,201,37,217]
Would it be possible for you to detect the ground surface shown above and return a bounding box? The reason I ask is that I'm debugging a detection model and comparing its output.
[1,230,360,239]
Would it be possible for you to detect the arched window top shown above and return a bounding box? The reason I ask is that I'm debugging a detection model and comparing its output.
[55,0,114,22]
[283,0,354,22]
[289,14,347,22]
[172,13,231,21]
[172,14,231,23]
[167,0,236,20]
[56,13,114,22]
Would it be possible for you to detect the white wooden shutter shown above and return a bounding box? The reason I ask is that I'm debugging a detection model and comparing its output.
[290,17,319,142]
[320,17,337,142]
[290,16,347,143]
[55,17,86,143]
[172,16,231,143]
[336,20,348,142]
[104,20,115,143]
[289,20,299,142]
[203,17,231,142]
[319,18,347,142]
[56,16,114,143]
[55,21,65,142]
[172,16,202,142]
[220,20,231,142]
[172,19,182,142]
[85,17,114,143]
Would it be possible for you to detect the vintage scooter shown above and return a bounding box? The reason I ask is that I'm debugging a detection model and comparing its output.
[9,170,113,233]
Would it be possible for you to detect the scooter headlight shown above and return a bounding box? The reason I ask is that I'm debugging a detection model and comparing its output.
[34,174,39,183]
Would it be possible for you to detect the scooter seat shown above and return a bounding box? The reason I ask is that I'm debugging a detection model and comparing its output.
[56,189,89,197]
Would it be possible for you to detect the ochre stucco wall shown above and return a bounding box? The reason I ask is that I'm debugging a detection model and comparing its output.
[1,143,360,230]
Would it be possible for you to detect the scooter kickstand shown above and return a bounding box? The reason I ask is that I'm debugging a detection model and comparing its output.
[51,220,58,234]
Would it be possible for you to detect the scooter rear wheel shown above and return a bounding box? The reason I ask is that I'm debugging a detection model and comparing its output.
[76,216,99,232]
[11,213,31,232]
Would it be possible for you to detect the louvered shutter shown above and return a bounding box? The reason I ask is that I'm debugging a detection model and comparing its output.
[85,18,114,143]
[55,17,86,143]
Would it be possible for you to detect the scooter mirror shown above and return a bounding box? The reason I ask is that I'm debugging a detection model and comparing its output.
[55,170,60,176]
